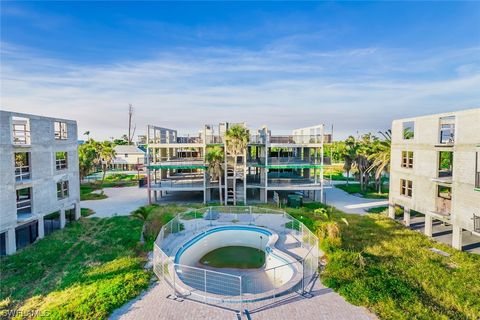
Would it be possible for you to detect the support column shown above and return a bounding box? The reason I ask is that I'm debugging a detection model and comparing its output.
[60,209,66,229]
[424,214,433,237]
[260,189,267,203]
[75,203,81,220]
[38,216,45,239]
[6,228,16,255]
[154,191,158,203]
[388,202,395,219]
[452,225,463,250]
[403,208,411,227]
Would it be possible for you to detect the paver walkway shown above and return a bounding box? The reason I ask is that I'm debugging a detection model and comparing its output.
[324,185,388,214]
[110,278,377,320]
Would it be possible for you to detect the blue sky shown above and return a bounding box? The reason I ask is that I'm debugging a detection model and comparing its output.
[1,1,479,139]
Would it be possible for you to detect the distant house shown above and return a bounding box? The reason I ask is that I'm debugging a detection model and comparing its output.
[111,145,145,171]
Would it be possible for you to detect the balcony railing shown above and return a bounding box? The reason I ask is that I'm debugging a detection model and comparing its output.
[13,127,31,145]
[148,179,204,189]
[269,135,323,144]
[17,198,32,215]
[15,165,31,182]
[473,214,480,233]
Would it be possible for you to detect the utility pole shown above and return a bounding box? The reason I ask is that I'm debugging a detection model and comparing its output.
[128,104,135,145]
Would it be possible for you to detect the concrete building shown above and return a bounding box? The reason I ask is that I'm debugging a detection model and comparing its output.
[0,111,80,255]
[111,145,145,171]
[388,109,480,250]
[145,123,326,204]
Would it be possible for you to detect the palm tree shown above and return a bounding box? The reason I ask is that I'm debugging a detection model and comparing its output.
[314,207,348,243]
[99,141,116,187]
[225,125,249,205]
[367,130,391,193]
[206,146,225,205]
[84,131,90,141]
[132,206,154,244]
[343,136,358,185]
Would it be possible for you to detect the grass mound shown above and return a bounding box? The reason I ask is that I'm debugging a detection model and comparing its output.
[199,246,265,269]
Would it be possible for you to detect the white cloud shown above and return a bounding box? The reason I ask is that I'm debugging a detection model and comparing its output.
[1,41,479,140]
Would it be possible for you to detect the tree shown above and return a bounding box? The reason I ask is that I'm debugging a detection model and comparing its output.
[132,206,154,244]
[206,146,225,205]
[343,136,358,185]
[314,207,348,245]
[354,133,376,192]
[78,140,99,180]
[225,125,249,205]
[84,131,90,141]
[98,141,116,186]
[367,130,391,193]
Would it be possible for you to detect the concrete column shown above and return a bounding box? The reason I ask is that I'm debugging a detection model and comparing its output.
[403,208,411,227]
[205,189,211,202]
[424,215,433,237]
[314,190,321,202]
[452,225,463,250]
[37,216,45,239]
[75,203,81,220]
[388,203,395,219]
[154,191,158,203]
[6,228,16,255]
[60,209,66,229]
[260,189,267,203]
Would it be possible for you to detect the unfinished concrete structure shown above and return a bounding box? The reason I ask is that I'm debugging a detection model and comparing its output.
[145,123,325,204]
[388,109,480,250]
[0,111,80,255]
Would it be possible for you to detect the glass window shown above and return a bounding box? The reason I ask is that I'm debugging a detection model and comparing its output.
[57,180,69,199]
[400,179,413,197]
[55,152,68,170]
[54,121,68,140]
[401,151,414,168]
[402,121,414,139]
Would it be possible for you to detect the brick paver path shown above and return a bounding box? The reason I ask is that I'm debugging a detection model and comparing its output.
[110,277,377,320]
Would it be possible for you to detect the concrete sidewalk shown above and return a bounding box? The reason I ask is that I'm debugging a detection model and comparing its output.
[324,186,388,215]
[81,186,148,218]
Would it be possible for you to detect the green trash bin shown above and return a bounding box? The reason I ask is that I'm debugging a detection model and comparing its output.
[287,195,303,208]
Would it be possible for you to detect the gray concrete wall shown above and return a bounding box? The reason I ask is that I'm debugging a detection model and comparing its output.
[0,110,80,254]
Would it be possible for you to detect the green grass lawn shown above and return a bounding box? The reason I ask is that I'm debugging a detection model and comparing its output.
[80,208,95,217]
[261,202,480,320]
[80,184,107,201]
[335,183,389,199]
[0,217,151,319]
[81,174,140,201]
[199,246,265,269]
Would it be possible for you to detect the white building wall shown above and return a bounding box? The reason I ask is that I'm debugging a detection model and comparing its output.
[389,108,480,250]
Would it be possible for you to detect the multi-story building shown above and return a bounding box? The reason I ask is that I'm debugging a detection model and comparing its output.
[388,109,480,250]
[144,123,325,204]
[0,111,80,255]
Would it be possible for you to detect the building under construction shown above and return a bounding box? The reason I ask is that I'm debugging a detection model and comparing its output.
[144,123,326,204]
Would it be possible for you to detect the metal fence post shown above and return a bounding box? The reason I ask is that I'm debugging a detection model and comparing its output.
[204,269,207,304]
[239,276,243,315]
[173,264,176,297]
